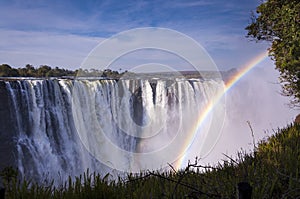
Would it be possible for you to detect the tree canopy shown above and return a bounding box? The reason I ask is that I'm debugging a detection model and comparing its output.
[0,64,76,77]
[246,0,300,107]
[0,64,19,77]
[0,64,127,79]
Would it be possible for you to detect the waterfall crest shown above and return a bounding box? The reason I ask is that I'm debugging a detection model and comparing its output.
[0,78,224,182]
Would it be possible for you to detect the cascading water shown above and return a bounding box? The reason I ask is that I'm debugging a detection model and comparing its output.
[0,80,105,183]
[0,77,224,183]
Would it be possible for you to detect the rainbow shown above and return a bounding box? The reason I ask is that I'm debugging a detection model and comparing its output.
[174,50,269,169]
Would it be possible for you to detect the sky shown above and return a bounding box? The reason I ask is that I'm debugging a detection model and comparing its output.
[0,0,270,71]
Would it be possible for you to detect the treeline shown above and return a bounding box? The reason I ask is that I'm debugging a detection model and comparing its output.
[76,68,127,79]
[0,64,127,78]
[0,64,76,77]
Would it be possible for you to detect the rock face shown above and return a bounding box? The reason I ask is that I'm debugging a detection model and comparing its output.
[295,114,300,123]
[0,81,18,171]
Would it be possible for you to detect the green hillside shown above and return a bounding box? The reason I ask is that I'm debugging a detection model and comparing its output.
[1,123,300,198]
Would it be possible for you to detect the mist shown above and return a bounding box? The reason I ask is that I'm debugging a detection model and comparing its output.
[195,58,298,166]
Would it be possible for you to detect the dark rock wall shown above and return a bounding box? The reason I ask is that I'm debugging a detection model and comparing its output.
[0,81,18,170]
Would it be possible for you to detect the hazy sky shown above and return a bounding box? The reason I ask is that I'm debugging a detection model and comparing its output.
[0,0,270,71]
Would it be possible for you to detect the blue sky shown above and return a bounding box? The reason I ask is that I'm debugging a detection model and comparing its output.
[0,0,269,71]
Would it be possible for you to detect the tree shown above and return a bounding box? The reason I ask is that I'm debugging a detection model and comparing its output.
[23,64,36,77]
[246,0,300,107]
[37,65,52,77]
[0,64,19,77]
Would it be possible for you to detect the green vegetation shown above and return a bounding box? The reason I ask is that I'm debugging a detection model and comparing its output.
[76,68,128,79]
[1,123,300,198]
[246,0,300,107]
[0,64,76,77]
[0,64,129,79]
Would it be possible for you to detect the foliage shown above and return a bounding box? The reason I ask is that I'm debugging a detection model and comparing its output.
[0,64,76,77]
[0,64,129,79]
[246,0,300,107]
[0,64,19,77]
[1,123,300,198]
[76,68,128,79]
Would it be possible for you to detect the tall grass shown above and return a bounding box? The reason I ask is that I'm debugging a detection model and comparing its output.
[1,123,300,198]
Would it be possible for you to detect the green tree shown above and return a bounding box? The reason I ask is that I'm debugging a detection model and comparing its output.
[37,65,52,77]
[0,64,19,77]
[24,64,36,77]
[246,0,300,107]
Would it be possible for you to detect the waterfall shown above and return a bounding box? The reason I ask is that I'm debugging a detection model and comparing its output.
[0,77,224,183]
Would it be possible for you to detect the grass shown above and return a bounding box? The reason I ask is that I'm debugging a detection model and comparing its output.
[1,123,300,198]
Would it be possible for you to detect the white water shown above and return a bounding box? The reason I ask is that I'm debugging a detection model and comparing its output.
[1,77,224,183]
[1,67,297,183]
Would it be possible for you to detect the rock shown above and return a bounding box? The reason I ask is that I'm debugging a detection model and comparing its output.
[0,81,18,171]
[295,114,300,123]
[237,182,252,199]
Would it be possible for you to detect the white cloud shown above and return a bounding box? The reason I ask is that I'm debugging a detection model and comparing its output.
[171,1,214,7]
[81,28,221,73]
[0,30,104,69]
[0,0,269,71]
[0,26,271,72]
